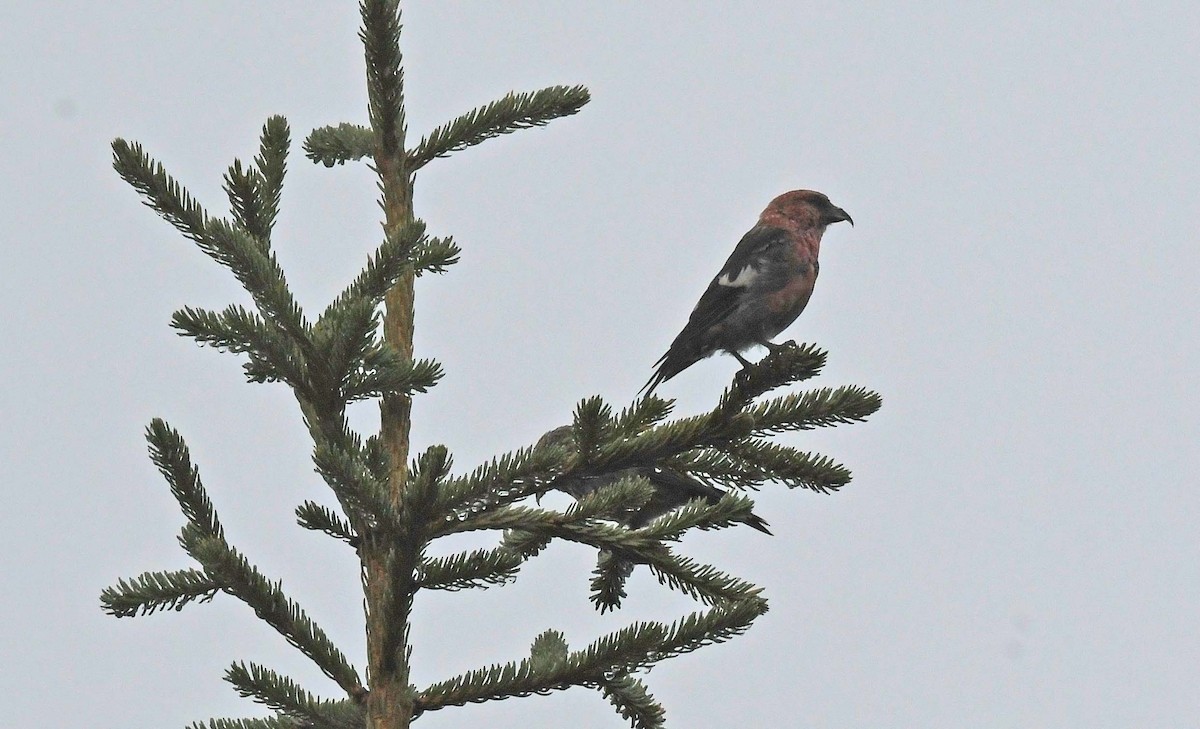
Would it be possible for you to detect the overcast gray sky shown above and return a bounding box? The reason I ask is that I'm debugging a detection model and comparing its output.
[3,2,1199,727]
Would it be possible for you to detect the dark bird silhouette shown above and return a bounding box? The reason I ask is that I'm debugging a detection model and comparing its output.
[535,426,771,535]
[644,189,852,394]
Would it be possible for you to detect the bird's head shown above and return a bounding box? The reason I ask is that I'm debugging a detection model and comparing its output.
[534,425,577,455]
[760,189,853,231]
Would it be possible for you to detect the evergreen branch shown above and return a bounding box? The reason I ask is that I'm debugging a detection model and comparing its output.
[100,568,219,617]
[297,406,373,470]
[201,219,313,355]
[320,221,427,323]
[226,661,363,728]
[408,235,461,277]
[417,546,524,591]
[636,493,758,542]
[304,85,590,171]
[112,139,209,242]
[717,439,852,493]
[224,116,290,246]
[224,158,271,248]
[413,623,652,712]
[500,529,552,560]
[295,501,357,545]
[601,673,666,729]
[444,470,756,607]
[534,425,773,539]
[565,474,655,523]
[407,85,590,170]
[187,717,299,729]
[112,139,313,359]
[433,445,565,531]
[570,498,762,609]
[311,440,396,533]
[315,298,378,390]
[444,504,663,558]
[416,600,764,714]
[343,349,442,401]
[142,423,361,692]
[718,341,827,414]
[589,551,632,614]
[586,376,870,478]
[572,396,614,460]
[591,413,722,474]
[611,396,674,439]
[666,450,767,491]
[361,434,393,484]
[185,534,363,695]
[402,445,451,537]
[304,123,374,166]
[528,630,569,672]
[748,385,883,434]
[311,702,368,729]
[409,443,453,487]
[361,0,405,160]
[146,419,224,540]
[172,305,308,388]
[449,504,755,607]
[642,598,767,664]
[253,115,290,236]
[550,386,827,488]
[642,551,763,607]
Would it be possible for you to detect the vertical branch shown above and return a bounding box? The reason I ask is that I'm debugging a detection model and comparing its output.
[361,1,417,728]
[370,0,415,492]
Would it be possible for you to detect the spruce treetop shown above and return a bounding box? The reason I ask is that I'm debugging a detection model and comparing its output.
[101,4,880,728]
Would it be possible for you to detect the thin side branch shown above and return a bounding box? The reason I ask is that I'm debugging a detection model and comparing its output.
[408,85,590,170]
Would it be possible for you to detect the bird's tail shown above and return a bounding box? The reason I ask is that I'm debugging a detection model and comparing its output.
[742,512,773,536]
[637,467,773,536]
[640,348,701,396]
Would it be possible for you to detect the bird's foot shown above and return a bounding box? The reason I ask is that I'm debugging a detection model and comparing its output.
[756,338,796,355]
[731,361,759,395]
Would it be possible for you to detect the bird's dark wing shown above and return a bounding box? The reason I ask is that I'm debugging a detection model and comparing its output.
[631,466,772,535]
[642,225,789,393]
[537,426,770,534]
[679,224,789,336]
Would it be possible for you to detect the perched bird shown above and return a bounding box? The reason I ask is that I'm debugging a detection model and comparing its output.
[535,426,771,535]
[643,190,853,394]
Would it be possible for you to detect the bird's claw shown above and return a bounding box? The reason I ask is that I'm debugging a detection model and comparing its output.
[757,338,797,355]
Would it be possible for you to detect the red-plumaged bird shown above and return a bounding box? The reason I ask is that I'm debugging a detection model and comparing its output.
[643,190,853,394]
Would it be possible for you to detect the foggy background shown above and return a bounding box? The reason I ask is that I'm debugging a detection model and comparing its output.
[2,3,1198,727]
